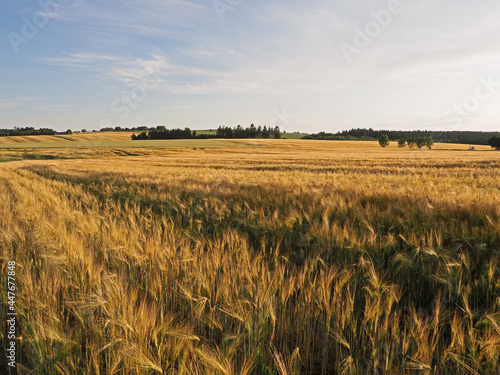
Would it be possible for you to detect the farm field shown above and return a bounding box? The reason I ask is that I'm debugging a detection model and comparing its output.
[0,131,308,147]
[0,138,245,150]
[1,139,499,374]
[0,132,136,144]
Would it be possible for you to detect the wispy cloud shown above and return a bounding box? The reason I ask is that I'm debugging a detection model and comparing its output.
[50,0,210,40]
[38,48,275,95]
[0,97,72,112]
[39,48,174,85]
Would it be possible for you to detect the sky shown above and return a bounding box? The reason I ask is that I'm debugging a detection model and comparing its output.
[1,0,500,133]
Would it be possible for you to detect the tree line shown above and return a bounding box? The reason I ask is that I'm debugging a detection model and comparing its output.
[0,127,56,137]
[304,128,499,145]
[3,126,499,148]
[379,134,500,150]
[131,125,282,140]
[0,126,150,136]
[378,134,434,148]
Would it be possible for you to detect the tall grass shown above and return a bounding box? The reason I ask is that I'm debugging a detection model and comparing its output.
[1,141,499,374]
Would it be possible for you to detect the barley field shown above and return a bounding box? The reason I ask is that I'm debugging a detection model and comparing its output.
[1,139,499,374]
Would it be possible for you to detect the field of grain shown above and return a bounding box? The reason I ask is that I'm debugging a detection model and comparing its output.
[0,132,136,145]
[0,138,245,150]
[0,131,308,147]
[1,139,499,374]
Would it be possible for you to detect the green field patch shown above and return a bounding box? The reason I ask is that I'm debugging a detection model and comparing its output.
[281,132,308,139]
[0,152,74,162]
[0,157,20,163]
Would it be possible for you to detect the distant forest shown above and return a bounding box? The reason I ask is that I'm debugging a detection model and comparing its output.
[1,126,498,145]
[132,125,282,140]
[304,128,499,145]
[0,127,56,137]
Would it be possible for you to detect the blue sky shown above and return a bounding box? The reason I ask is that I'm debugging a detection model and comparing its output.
[1,0,500,133]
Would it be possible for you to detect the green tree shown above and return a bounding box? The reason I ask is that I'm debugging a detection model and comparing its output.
[416,137,426,149]
[488,135,500,150]
[262,126,270,139]
[379,134,390,148]
[66,129,73,135]
[249,124,257,138]
[273,126,282,139]
[397,139,406,148]
[424,136,434,149]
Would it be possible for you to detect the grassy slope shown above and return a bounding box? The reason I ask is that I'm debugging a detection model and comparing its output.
[281,132,308,139]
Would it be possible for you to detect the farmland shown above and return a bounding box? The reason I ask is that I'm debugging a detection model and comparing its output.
[0,134,245,150]
[1,138,499,374]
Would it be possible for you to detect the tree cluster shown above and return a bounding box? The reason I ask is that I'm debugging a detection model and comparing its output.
[397,136,434,149]
[100,126,150,132]
[379,135,434,149]
[215,124,281,139]
[305,128,498,145]
[0,127,56,137]
[131,125,282,141]
[132,126,209,140]
[303,132,376,141]
[488,135,500,150]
